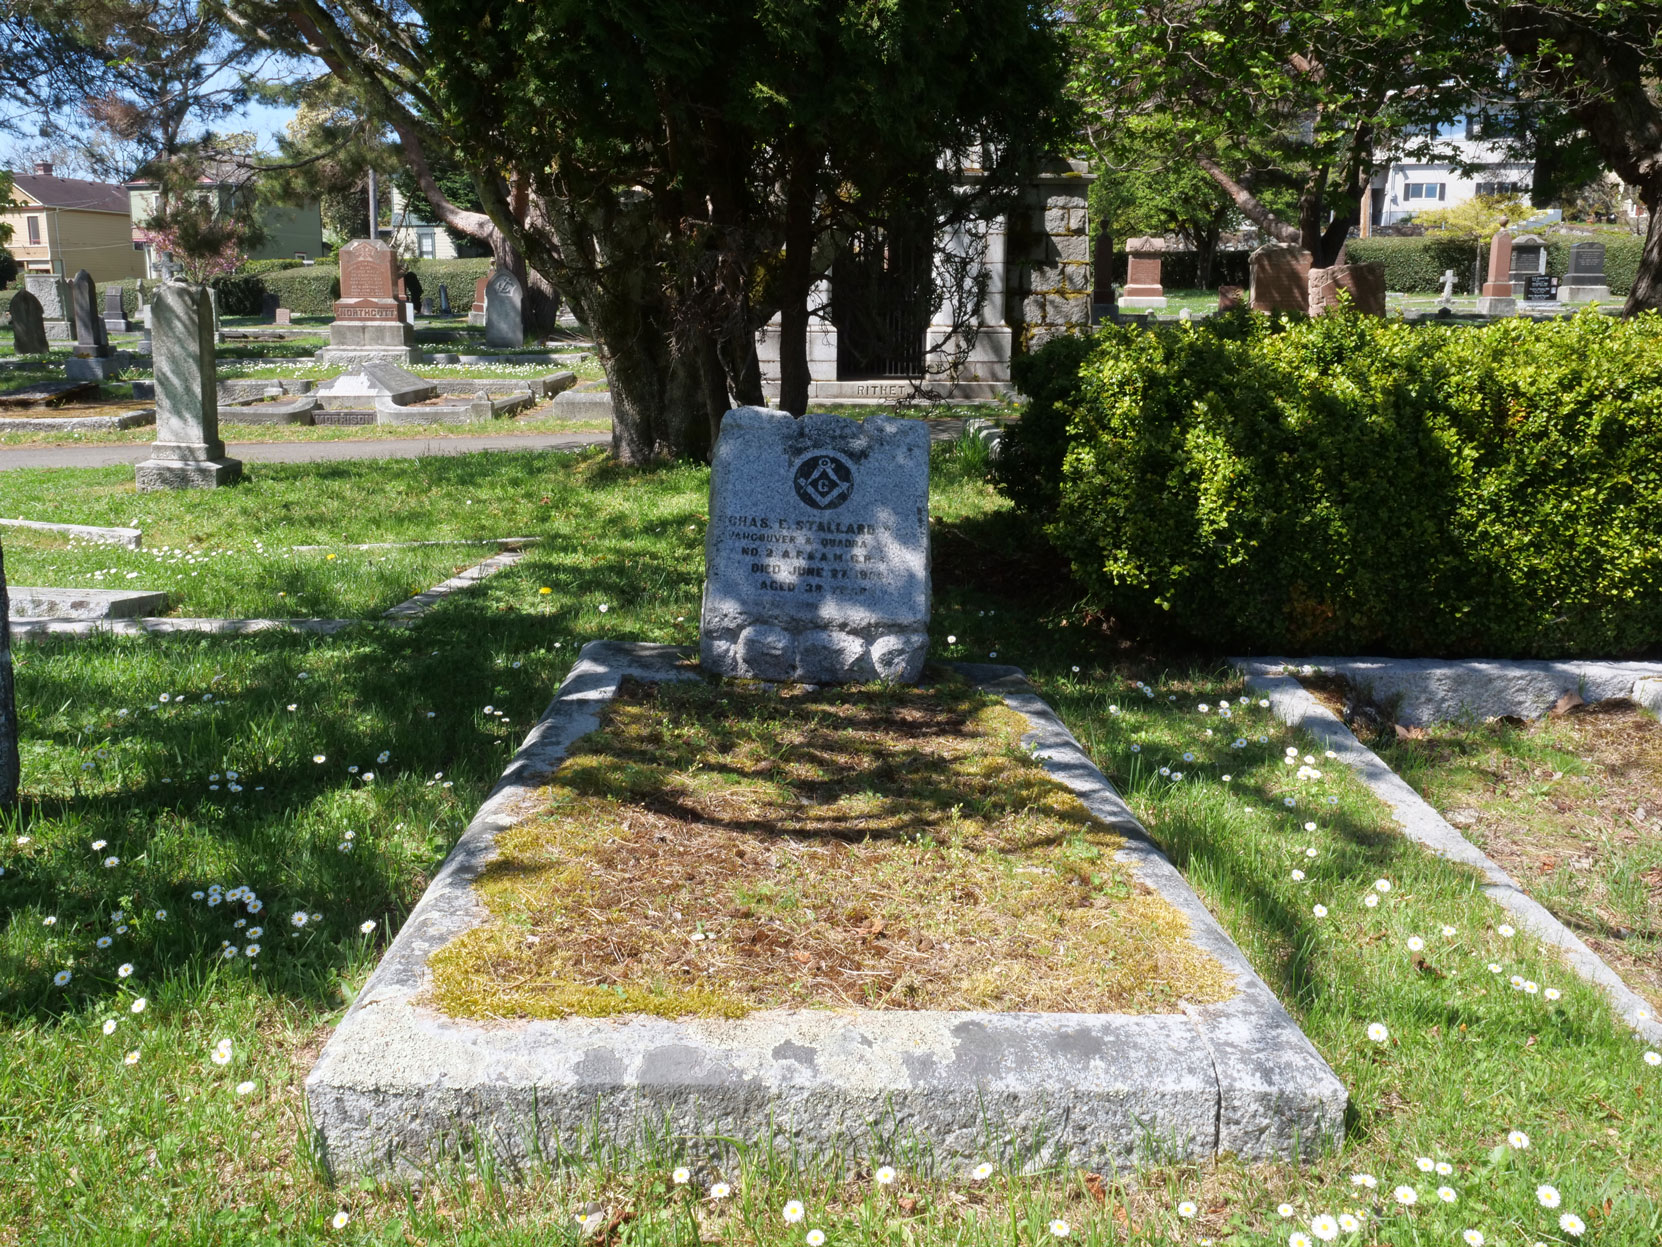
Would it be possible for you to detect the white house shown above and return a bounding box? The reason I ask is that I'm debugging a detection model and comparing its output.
[385,187,461,260]
[1367,115,1543,228]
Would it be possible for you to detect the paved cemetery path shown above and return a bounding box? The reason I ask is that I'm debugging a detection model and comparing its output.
[1,418,985,472]
[0,430,613,471]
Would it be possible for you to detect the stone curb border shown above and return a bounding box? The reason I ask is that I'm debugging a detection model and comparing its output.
[1244,656,1662,727]
[11,548,528,640]
[0,408,154,434]
[0,517,144,548]
[1237,661,1662,1047]
[305,642,1344,1179]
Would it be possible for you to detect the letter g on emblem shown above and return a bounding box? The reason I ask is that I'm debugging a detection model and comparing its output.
[793,453,854,510]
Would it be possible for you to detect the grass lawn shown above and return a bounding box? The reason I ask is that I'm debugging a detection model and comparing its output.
[0,441,1657,1244]
[1373,704,1662,1014]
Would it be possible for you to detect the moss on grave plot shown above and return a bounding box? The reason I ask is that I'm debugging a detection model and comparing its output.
[429,675,1235,1020]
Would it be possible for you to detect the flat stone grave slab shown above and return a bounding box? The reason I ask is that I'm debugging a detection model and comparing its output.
[0,407,154,433]
[9,586,169,621]
[221,395,318,425]
[315,362,435,410]
[0,380,99,408]
[550,386,614,418]
[307,641,1344,1179]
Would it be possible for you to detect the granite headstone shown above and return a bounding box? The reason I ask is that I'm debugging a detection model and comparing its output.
[468,276,488,327]
[1249,242,1311,313]
[25,274,72,341]
[484,269,524,348]
[71,269,109,357]
[1558,241,1611,304]
[700,407,930,684]
[1307,261,1386,316]
[1476,224,1516,317]
[135,283,242,490]
[9,289,48,355]
[103,287,130,333]
[1120,237,1167,309]
[437,283,452,316]
[320,238,417,364]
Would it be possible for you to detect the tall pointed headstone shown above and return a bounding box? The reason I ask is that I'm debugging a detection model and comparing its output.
[135,284,243,490]
[1476,221,1517,317]
[71,270,110,358]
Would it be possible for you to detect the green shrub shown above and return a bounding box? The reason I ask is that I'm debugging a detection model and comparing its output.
[1106,251,1251,290]
[207,273,267,316]
[240,257,307,276]
[1009,309,1662,656]
[258,268,340,316]
[993,332,1093,518]
[402,257,494,305]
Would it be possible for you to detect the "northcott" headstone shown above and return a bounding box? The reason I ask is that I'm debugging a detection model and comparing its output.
[319,238,418,365]
[700,407,930,684]
[134,284,242,490]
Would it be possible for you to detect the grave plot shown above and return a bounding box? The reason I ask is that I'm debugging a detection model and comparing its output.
[1336,686,1662,1015]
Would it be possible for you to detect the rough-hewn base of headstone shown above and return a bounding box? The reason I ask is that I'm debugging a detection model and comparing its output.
[134,457,243,491]
[316,346,422,367]
[1117,295,1167,309]
[65,352,131,382]
[45,320,71,341]
[1475,296,1517,317]
[1557,284,1611,304]
[700,624,929,683]
[467,311,486,328]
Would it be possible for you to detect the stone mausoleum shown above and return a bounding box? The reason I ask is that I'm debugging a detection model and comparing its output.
[756,159,1091,403]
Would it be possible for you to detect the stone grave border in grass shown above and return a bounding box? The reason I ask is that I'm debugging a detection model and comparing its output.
[306,639,1345,1180]
[1238,657,1662,1047]
[0,517,143,548]
[0,407,155,434]
[9,544,532,638]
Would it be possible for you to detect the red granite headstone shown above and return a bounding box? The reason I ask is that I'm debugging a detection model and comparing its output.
[1481,225,1515,299]
[1250,243,1312,314]
[332,239,406,322]
[1122,238,1164,300]
[471,276,488,316]
[1218,285,1246,311]
[1307,262,1387,317]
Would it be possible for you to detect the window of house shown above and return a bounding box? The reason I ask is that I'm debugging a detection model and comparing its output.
[27,216,41,245]
[418,230,436,259]
[1404,183,1446,201]
[1475,181,1525,197]
[293,252,308,262]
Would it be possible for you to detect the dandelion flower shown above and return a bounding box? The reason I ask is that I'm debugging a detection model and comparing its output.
[783,1200,805,1223]
[1558,1213,1585,1236]
[672,1167,690,1184]
[1311,1214,1339,1242]
[1049,1220,1070,1238]
[875,1166,896,1185]
[1438,1187,1457,1203]
[332,1211,350,1229]
[807,1232,826,1247]
[709,1182,731,1199]
[1366,1023,1388,1043]
[1393,1186,1417,1206]
[1536,1185,1560,1209]
[1178,1200,1198,1217]
[1507,1130,1530,1150]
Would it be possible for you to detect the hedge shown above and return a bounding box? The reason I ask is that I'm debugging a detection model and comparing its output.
[257,268,341,316]
[1346,232,1641,296]
[994,309,1662,657]
[1107,250,1251,291]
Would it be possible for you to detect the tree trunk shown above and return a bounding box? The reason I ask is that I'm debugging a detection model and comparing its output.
[1197,155,1300,246]
[1627,175,1662,316]
[777,140,819,417]
[720,316,766,408]
[0,539,18,808]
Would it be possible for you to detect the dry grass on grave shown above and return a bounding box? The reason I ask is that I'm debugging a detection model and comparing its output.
[430,675,1234,1020]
